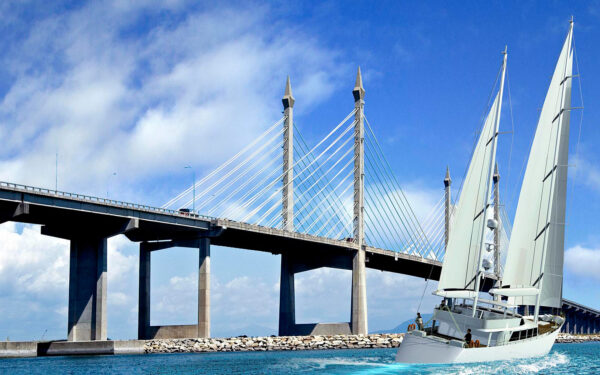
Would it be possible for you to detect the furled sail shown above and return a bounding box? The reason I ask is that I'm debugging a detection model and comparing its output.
[501,23,573,308]
[437,55,506,292]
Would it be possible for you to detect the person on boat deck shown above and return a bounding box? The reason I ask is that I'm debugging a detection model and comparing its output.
[440,299,447,310]
[416,312,424,331]
[464,329,472,347]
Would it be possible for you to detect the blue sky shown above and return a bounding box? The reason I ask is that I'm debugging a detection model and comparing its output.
[1,1,599,341]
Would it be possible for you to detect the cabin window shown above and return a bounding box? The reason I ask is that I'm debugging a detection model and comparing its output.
[509,331,520,341]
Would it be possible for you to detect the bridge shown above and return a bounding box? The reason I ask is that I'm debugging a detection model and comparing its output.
[0,69,596,343]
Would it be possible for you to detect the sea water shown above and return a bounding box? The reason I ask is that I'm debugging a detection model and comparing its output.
[0,342,597,374]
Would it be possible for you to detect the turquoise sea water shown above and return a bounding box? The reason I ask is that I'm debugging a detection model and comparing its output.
[0,343,597,374]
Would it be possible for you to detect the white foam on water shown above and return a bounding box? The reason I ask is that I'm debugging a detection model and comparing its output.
[515,352,569,373]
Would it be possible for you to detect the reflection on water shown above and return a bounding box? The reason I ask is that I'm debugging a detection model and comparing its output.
[0,342,598,374]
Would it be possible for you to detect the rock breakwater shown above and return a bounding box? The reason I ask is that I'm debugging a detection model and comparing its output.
[556,333,600,343]
[145,334,404,354]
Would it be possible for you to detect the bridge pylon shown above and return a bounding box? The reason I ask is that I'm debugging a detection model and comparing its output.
[351,66,368,335]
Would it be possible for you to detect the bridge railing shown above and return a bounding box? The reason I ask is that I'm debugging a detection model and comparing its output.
[0,181,214,221]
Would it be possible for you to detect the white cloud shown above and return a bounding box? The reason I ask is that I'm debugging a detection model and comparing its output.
[0,224,140,340]
[565,245,600,281]
[0,2,344,204]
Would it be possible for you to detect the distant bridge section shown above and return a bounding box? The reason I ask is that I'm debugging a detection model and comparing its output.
[562,299,600,334]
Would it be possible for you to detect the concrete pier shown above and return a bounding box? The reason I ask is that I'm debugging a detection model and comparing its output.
[278,253,296,335]
[198,238,210,338]
[68,238,108,341]
[351,248,368,335]
[278,251,355,336]
[138,238,211,339]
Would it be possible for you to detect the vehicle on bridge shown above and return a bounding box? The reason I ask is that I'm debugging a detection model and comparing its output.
[397,20,575,364]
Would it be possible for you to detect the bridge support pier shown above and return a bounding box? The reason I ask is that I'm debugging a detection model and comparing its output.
[138,238,211,339]
[351,249,367,335]
[278,253,296,335]
[42,221,137,342]
[68,238,107,341]
[278,251,356,336]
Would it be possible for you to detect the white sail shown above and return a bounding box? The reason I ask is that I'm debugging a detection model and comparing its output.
[502,24,573,308]
[438,56,506,291]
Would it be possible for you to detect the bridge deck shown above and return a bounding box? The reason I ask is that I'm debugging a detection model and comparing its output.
[0,182,442,279]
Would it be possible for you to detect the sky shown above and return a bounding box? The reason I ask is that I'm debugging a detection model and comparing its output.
[1,1,599,341]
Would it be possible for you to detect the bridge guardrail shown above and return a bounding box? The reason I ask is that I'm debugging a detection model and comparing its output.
[0,181,214,221]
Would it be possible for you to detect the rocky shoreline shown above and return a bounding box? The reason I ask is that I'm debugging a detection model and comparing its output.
[145,334,404,354]
[144,332,600,354]
[556,333,600,343]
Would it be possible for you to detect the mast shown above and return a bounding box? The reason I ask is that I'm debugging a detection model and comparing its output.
[444,167,452,250]
[493,163,501,281]
[472,47,507,317]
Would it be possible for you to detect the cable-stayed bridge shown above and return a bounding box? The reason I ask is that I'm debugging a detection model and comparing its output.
[0,68,594,346]
[0,68,448,342]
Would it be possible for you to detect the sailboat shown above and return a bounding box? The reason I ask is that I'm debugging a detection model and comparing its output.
[396,20,575,364]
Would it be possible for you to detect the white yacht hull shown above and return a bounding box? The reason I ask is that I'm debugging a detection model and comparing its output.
[395,326,561,364]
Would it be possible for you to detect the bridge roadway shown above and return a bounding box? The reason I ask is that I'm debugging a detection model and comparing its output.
[0,181,441,341]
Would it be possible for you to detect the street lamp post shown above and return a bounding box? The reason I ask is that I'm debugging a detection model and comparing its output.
[185,166,196,213]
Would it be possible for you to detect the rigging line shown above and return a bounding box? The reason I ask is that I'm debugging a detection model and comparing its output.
[294,126,352,227]
[305,167,356,236]
[295,163,355,230]
[219,162,284,219]
[239,121,356,223]
[260,152,355,227]
[363,117,432,249]
[363,134,428,254]
[196,139,284,212]
[163,116,285,208]
[183,127,285,208]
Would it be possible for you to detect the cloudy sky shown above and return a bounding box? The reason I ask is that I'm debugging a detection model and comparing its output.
[1,1,599,341]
